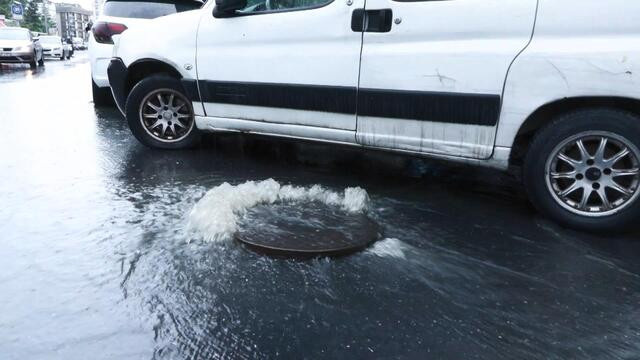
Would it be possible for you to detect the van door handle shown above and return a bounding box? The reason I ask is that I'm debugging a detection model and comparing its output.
[351,9,393,33]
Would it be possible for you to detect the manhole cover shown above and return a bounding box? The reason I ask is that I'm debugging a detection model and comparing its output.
[188,179,380,256]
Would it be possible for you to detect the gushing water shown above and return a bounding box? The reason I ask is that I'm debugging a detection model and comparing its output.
[187,179,369,242]
[366,238,408,259]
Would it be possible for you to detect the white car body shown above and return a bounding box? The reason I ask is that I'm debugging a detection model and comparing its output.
[89,15,148,88]
[90,0,202,90]
[38,36,71,59]
[111,0,640,170]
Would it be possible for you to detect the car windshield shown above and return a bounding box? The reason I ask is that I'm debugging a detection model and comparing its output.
[103,0,202,19]
[39,36,62,44]
[0,29,30,41]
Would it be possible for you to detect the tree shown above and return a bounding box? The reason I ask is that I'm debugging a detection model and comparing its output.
[0,0,46,32]
[22,0,44,32]
[0,0,13,19]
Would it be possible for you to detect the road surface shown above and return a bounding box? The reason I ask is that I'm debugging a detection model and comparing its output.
[1,53,639,359]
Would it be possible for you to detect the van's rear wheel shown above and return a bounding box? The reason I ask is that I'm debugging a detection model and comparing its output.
[125,75,201,149]
[524,108,640,232]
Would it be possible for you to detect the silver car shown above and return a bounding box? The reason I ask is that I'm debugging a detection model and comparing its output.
[0,27,44,68]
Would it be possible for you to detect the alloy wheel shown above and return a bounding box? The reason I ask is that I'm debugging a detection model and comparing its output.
[545,131,640,217]
[138,88,194,143]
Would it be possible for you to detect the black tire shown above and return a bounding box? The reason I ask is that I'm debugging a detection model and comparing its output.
[60,54,65,60]
[92,79,114,107]
[125,75,201,149]
[524,108,640,232]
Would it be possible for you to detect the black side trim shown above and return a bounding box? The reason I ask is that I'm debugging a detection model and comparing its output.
[358,88,501,126]
[198,80,357,114]
[181,79,200,102]
[195,80,500,126]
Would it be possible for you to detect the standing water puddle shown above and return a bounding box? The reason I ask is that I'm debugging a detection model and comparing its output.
[5,57,640,359]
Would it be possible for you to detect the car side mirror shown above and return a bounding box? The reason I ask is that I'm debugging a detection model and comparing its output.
[33,38,39,42]
[212,0,246,18]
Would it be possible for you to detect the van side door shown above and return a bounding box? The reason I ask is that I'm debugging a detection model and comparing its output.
[356,0,538,159]
[195,0,364,143]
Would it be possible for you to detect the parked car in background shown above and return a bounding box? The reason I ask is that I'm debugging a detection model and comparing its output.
[72,37,86,50]
[109,0,640,231]
[88,0,203,106]
[39,35,71,60]
[0,27,44,68]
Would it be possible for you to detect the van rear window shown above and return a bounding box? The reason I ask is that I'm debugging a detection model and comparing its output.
[103,0,202,19]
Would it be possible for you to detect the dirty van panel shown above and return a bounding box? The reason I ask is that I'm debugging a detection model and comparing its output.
[356,0,538,159]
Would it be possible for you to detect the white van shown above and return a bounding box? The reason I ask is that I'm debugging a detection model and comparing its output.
[107,0,640,231]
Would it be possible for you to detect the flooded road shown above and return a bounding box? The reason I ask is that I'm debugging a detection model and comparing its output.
[1,54,639,359]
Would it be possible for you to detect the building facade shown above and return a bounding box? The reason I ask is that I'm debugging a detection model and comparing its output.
[55,3,91,41]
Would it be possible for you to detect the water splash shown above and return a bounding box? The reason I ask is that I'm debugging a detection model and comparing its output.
[187,179,369,242]
[366,238,407,259]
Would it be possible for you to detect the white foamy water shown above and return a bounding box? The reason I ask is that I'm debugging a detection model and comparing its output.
[187,179,369,242]
[366,238,407,259]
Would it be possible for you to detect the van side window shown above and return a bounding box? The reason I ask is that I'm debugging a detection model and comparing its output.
[102,0,202,19]
[239,0,332,14]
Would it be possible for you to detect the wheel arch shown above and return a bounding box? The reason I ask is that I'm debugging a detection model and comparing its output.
[125,58,183,99]
[509,96,640,168]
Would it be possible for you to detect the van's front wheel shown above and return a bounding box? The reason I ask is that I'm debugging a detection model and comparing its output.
[125,75,201,149]
[524,108,640,232]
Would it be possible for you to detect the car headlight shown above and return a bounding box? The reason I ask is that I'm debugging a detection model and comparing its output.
[13,45,31,52]
[54,47,61,51]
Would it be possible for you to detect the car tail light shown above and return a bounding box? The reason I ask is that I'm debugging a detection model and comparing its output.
[92,22,128,44]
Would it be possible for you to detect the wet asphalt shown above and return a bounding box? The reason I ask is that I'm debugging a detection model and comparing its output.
[1,53,640,360]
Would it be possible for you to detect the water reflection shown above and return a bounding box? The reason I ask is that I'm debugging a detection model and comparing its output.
[0,62,45,82]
